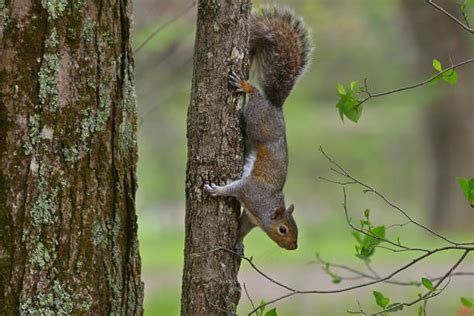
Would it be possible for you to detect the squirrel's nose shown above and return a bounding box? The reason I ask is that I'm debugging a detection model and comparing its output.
[286,241,297,250]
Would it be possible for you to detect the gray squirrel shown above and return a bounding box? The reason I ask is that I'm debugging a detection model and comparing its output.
[204,7,312,252]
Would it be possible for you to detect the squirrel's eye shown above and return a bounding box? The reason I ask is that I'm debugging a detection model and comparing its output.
[278,225,288,235]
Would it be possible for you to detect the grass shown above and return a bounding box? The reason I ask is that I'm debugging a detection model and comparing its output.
[138,211,474,315]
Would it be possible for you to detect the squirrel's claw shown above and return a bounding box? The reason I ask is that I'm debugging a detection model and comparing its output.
[229,70,244,92]
[204,183,219,196]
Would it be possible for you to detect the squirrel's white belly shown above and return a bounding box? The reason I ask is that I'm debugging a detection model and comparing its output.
[242,149,256,177]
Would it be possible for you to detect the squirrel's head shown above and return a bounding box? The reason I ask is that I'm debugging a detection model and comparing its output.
[267,204,298,250]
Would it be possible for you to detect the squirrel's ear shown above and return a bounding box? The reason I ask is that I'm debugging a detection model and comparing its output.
[287,204,295,214]
[271,207,285,220]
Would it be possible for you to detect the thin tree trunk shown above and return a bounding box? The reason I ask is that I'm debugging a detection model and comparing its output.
[181,0,251,314]
[0,1,143,314]
[401,0,474,231]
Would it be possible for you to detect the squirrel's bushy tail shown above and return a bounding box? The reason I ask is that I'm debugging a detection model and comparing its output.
[250,7,312,107]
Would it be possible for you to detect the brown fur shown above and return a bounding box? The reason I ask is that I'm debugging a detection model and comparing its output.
[250,6,312,107]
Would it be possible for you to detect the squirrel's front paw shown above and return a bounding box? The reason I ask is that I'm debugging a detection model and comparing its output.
[228,70,244,92]
[204,183,220,196]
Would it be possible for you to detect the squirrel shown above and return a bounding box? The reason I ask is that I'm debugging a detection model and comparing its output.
[204,6,312,252]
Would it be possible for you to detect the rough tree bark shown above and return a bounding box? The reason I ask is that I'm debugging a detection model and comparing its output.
[181,0,251,315]
[0,1,143,314]
[401,0,474,230]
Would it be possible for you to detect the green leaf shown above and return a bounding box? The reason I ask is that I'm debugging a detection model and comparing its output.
[456,177,474,206]
[461,297,474,308]
[322,263,342,284]
[352,231,362,243]
[336,95,348,121]
[373,291,390,308]
[344,102,363,123]
[264,308,278,316]
[335,82,364,123]
[432,59,442,71]
[386,303,404,312]
[442,69,458,84]
[417,305,423,316]
[258,300,266,315]
[331,274,342,284]
[421,277,433,291]
[350,80,358,91]
[364,208,370,219]
[355,225,386,261]
[371,225,386,239]
[231,303,237,313]
[337,83,346,95]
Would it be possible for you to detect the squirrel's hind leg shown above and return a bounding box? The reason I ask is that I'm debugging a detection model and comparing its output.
[235,210,257,256]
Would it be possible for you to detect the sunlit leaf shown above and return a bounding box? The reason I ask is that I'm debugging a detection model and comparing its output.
[421,277,433,291]
[461,297,474,307]
[373,291,390,308]
[432,59,442,71]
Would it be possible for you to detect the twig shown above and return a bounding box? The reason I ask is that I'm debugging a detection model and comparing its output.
[368,250,469,315]
[319,146,474,246]
[243,283,257,314]
[426,0,474,34]
[355,57,474,108]
[312,254,474,286]
[342,187,429,253]
[134,1,197,54]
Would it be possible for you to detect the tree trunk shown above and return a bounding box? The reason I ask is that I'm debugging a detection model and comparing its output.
[181,0,250,314]
[401,0,474,230]
[0,1,143,314]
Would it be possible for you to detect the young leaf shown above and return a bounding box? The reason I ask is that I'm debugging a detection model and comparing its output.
[432,59,442,71]
[337,83,346,95]
[258,300,266,315]
[352,231,362,243]
[335,82,364,122]
[417,305,423,316]
[461,297,474,308]
[442,69,458,84]
[350,80,358,91]
[264,308,278,316]
[373,291,390,308]
[371,225,385,239]
[231,303,237,313]
[364,208,370,219]
[343,102,363,123]
[456,177,474,206]
[421,277,434,291]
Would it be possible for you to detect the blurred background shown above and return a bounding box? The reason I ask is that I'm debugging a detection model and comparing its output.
[133,0,474,315]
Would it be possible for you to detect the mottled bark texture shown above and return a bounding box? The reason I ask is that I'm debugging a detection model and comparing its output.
[181,0,251,315]
[402,0,474,230]
[0,1,143,314]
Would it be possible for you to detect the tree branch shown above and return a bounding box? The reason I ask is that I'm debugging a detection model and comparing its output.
[426,0,474,34]
[355,57,474,108]
[319,146,474,246]
[134,1,197,54]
